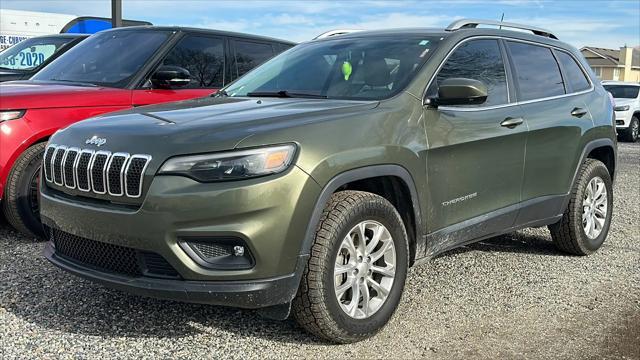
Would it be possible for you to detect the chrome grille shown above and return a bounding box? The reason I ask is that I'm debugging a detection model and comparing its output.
[125,155,151,197]
[63,148,79,189]
[44,144,151,198]
[52,146,66,185]
[76,150,94,191]
[90,151,110,194]
[43,145,56,182]
[106,153,129,196]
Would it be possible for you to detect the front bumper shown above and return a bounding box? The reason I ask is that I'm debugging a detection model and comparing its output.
[45,243,307,308]
[41,165,321,307]
[614,110,631,128]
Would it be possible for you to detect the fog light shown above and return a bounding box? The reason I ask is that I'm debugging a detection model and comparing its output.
[233,245,245,257]
[179,236,254,270]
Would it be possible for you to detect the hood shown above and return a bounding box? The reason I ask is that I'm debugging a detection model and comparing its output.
[612,98,635,107]
[0,80,130,110]
[50,96,378,163]
[0,71,28,83]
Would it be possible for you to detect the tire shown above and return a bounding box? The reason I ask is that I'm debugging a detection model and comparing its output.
[2,142,46,238]
[619,116,639,142]
[549,159,613,255]
[292,191,409,343]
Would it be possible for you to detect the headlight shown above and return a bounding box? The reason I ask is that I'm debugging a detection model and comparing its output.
[158,144,296,182]
[614,105,630,111]
[0,110,26,123]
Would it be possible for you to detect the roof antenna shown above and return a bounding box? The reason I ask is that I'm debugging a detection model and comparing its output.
[499,13,504,29]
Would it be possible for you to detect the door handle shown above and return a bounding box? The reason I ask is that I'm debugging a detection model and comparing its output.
[571,107,588,118]
[500,117,524,128]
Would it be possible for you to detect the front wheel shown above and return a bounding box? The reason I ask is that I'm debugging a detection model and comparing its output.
[619,116,639,142]
[2,142,46,238]
[549,159,613,255]
[292,191,409,343]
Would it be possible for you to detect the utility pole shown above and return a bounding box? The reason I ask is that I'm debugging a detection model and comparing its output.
[111,0,122,28]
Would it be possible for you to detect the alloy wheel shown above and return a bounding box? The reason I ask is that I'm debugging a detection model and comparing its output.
[582,176,607,239]
[333,221,396,319]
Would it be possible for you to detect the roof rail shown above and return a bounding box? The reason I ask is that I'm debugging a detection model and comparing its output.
[314,29,363,40]
[446,18,558,39]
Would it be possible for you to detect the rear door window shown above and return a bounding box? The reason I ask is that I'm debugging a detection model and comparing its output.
[555,51,591,92]
[428,39,508,107]
[507,41,565,101]
[161,35,225,88]
[232,40,275,78]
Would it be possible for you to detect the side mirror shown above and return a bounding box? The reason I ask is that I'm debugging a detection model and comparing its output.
[151,65,191,89]
[428,78,488,107]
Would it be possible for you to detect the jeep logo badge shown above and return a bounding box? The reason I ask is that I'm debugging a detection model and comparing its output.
[85,136,107,147]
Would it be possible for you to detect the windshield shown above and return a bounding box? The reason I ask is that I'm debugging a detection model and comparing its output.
[604,85,640,99]
[224,36,441,100]
[32,30,170,88]
[0,36,76,71]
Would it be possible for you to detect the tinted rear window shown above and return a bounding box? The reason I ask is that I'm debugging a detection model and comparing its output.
[508,41,565,101]
[233,41,275,78]
[556,51,590,92]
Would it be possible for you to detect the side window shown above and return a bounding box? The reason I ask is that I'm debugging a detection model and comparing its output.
[556,51,591,92]
[428,39,508,107]
[233,40,274,78]
[507,41,565,101]
[162,35,225,88]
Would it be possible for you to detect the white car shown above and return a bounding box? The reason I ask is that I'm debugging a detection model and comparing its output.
[603,81,640,142]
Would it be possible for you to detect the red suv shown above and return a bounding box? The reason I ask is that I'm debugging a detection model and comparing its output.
[0,26,294,237]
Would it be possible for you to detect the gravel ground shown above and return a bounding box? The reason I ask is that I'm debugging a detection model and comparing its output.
[1,142,638,359]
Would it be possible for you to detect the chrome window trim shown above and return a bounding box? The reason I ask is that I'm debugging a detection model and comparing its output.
[63,147,80,189]
[76,149,95,192]
[89,150,111,195]
[124,154,152,198]
[106,152,130,197]
[43,144,57,182]
[52,146,67,186]
[422,35,595,111]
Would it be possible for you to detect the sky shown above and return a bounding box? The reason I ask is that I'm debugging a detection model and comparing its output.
[1,0,639,48]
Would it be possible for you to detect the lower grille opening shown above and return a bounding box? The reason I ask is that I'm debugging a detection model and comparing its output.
[616,120,625,125]
[47,227,180,279]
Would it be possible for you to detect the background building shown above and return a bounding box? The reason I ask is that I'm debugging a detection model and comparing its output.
[581,46,640,83]
[0,9,150,51]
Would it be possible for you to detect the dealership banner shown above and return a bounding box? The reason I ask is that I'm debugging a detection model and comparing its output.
[0,34,30,51]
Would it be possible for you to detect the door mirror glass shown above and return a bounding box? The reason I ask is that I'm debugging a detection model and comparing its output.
[429,78,488,106]
[151,65,191,89]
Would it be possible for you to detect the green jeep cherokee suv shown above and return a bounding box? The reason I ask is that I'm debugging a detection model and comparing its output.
[41,20,617,343]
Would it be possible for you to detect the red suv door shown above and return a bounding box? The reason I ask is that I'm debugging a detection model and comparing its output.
[132,34,226,105]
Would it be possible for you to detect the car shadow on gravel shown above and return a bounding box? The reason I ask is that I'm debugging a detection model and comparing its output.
[1,225,565,345]
[1,253,321,344]
[2,230,562,347]
[438,230,566,258]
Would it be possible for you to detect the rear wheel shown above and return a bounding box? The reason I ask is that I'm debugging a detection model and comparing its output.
[2,143,46,238]
[619,116,639,142]
[292,191,409,343]
[549,159,613,255]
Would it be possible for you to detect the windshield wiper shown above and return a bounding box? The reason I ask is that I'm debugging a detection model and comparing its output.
[246,90,327,99]
[212,89,228,97]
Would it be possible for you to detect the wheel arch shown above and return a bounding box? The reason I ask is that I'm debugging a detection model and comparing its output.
[0,133,52,200]
[561,138,617,211]
[300,165,424,265]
